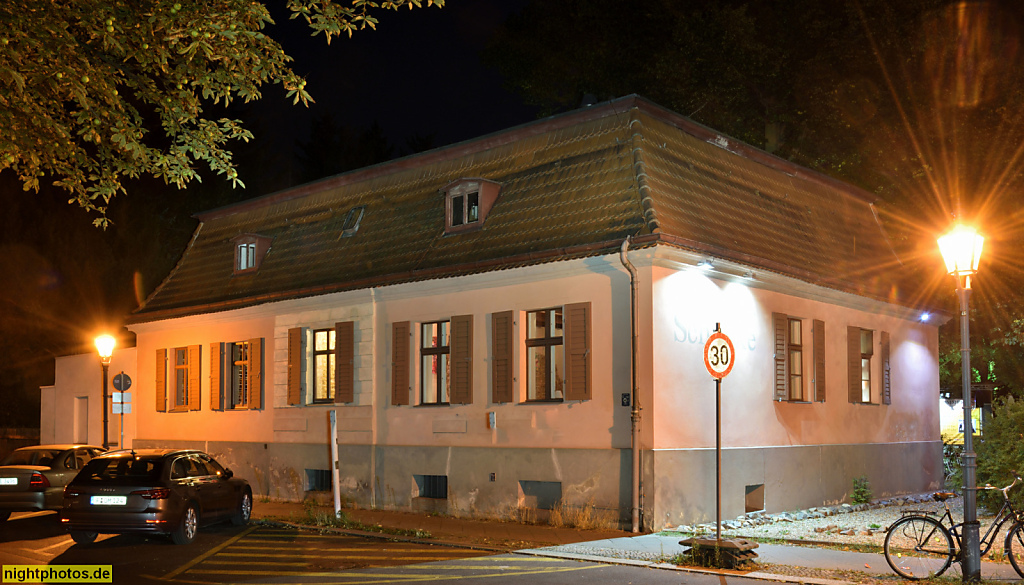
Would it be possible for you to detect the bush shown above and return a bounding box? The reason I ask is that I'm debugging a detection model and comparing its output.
[943,441,963,491]
[976,395,1024,511]
[851,476,872,504]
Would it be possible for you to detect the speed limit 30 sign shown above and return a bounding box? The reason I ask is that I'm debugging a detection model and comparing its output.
[703,331,735,379]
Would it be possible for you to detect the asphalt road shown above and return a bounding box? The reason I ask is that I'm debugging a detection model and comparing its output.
[0,511,772,585]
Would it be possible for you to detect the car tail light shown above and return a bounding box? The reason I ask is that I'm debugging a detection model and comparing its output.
[64,486,81,498]
[28,473,50,491]
[130,488,171,500]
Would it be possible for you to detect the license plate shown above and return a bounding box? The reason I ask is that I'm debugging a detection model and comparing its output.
[0,478,15,485]
[90,495,127,506]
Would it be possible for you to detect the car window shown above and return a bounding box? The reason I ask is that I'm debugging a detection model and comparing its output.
[62,452,78,469]
[71,448,94,470]
[170,457,192,480]
[188,456,214,477]
[78,457,163,484]
[1,449,62,467]
[201,455,227,477]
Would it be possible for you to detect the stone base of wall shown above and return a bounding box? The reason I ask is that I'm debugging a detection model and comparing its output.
[131,439,941,531]
[648,441,943,531]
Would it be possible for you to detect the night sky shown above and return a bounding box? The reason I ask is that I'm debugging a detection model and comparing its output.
[244,0,538,191]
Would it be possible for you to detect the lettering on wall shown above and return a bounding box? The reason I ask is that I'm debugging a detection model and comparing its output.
[673,317,756,350]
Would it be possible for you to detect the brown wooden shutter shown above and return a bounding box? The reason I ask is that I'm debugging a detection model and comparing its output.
[209,343,222,411]
[772,312,788,401]
[881,331,891,405]
[564,302,592,401]
[812,319,826,402]
[848,326,861,403]
[450,315,474,404]
[491,310,514,403]
[155,349,167,412]
[287,327,302,405]
[188,344,201,411]
[391,321,411,406]
[248,337,263,409]
[335,321,355,404]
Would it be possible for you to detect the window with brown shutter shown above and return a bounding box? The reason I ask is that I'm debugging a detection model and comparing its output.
[335,321,355,403]
[564,302,592,401]
[881,331,891,405]
[155,349,167,412]
[772,312,788,401]
[392,321,411,406]
[210,343,222,410]
[287,327,303,405]
[813,319,826,402]
[450,315,474,404]
[491,311,514,403]
[164,345,199,412]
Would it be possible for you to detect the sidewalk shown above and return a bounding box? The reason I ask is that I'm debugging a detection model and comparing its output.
[251,500,1023,583]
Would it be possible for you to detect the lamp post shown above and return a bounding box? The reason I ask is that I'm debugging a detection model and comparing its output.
[94,335,116,450]
[937,223,985,582]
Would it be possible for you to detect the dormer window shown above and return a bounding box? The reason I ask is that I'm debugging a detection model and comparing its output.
[232,234,272,275]
[442,178,501,234]
[237,242,256,271]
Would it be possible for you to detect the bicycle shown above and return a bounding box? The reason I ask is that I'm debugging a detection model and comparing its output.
[883,473,1024,579]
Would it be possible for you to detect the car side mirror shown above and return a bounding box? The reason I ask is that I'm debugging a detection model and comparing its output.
[222,469,234,480]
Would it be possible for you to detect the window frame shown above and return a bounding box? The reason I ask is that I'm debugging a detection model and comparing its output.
[860,329,873,403]
[312,328,336,404]
[228,341,251,409]
[525,307,565,402]
[787,318,805,401]
[420,320,451,406]
[441,178,501,234]
[231,234,272,275]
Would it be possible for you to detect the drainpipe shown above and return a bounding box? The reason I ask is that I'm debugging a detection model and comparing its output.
[620,237,642,533]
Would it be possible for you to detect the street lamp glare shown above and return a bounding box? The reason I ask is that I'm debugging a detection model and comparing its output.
[937,222,985,582]
[937,224,985,278]
[95,334,116,364]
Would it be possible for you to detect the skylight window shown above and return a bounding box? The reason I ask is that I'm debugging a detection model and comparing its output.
[341,205,365,238]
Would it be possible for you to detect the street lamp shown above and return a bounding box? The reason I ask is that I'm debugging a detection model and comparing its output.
[937,223,985,582]
[94,334,116,450]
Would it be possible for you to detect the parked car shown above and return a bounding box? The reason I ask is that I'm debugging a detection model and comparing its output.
[0,444,106,521]
[60,449,251,545]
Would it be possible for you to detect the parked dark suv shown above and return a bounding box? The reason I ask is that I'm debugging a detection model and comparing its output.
[60,449,251,545]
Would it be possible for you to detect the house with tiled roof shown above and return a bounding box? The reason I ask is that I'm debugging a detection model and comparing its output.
[117,96,941,530]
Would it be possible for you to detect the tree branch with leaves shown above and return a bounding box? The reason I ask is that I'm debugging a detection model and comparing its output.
[0,0,442,227]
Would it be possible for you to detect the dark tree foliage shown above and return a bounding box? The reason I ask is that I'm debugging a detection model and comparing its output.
[487,0,1024,396]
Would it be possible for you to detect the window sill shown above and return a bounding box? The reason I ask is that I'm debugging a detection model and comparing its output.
[417,402,451,407]
[852,401,880,406]
[785,400,813,404]
[522,399,564,404]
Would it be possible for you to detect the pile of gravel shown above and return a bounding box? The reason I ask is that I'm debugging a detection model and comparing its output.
[667,492,966,545]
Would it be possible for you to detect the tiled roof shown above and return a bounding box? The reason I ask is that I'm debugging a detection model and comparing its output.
[130,96,911,323]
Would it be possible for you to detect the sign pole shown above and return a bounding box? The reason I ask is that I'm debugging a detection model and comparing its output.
[685,322,757,567]
[716,373,722,543]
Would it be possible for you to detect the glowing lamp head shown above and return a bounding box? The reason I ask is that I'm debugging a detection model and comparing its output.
[94,334,116,365]
[937,224,984,277]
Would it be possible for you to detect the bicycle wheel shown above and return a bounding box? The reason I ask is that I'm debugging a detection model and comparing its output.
[884,516,955,579]
[1006,521,1024,578]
